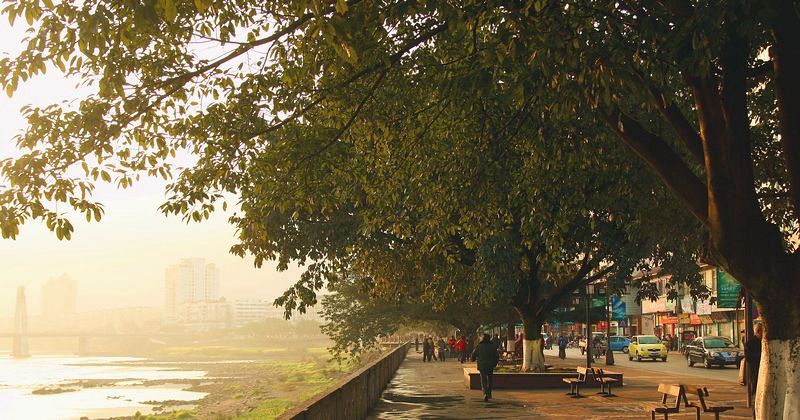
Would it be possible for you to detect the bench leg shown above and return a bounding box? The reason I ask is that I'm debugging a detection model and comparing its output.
[566,383,575,395]
[651,413,655,420]
[714,413,720,420]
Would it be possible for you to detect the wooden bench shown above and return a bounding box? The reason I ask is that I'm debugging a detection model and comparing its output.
[594,367,619,397]
[684,385,734,420]
[642,383,686,419]
[562,366,593,398]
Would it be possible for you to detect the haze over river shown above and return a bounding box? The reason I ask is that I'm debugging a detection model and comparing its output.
[0,355,208,419]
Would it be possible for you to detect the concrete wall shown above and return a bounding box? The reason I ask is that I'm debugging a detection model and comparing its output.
[279,343,409,420]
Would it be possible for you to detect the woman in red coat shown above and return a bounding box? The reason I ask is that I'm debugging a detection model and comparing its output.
[455,336,468,363]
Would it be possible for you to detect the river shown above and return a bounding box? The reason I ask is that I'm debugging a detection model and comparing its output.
[0,355,208,419]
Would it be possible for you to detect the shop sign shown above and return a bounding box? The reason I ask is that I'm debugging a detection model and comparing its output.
[711,312,730,323]
[717,269,741,308]
[611,296,627,321]
[696,300,713,315]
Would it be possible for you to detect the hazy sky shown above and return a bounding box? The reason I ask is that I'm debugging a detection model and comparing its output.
[0,22,302,316]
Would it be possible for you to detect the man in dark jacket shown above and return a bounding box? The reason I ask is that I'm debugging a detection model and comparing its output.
[745,323,763,392]
[472,334,500,401]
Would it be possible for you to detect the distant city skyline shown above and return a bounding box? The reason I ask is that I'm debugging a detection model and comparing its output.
[0,20,304,318]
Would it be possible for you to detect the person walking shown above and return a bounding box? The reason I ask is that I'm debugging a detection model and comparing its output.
[437,337,447,362]
[456,336,468,363]
[415,335,420,352]
[557,334,568,360]
[471,334,500,402]
[428,337,438,361]
[422,337,431,362]
[745,324,763,393]
[448,336,457,359]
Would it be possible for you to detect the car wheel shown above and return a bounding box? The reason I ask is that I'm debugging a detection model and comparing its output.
[637,352,642,362]
[704,358,713,369]
[622,346,629,354]
[628,352,633,361]
[661,357,667,362]
[687,355,695,367]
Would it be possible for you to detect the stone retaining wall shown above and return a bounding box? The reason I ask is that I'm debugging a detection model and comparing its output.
[279,343,409,420]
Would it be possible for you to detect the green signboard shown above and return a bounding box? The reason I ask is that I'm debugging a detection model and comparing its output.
[717,269,741,308]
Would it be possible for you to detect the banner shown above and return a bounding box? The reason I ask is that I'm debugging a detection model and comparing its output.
[717,269,741,308]
[611,296,627,321]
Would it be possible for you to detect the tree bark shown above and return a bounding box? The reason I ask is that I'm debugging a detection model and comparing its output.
[756,336,800,419]
[520,314,546,372]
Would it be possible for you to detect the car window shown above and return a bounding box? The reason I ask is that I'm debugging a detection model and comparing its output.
[704,338,734,348]
[631,338,637,344]
[638,336,660,344]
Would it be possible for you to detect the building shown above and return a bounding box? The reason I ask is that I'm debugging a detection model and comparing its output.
[233,299,280,327]
[175,299,232,331]
[637,265,746,348]
[41,274,77,329]
[164,259,220,322]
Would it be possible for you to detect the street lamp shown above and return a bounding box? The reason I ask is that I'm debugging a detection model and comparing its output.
[585,283,593,368]
[604,286,615,366]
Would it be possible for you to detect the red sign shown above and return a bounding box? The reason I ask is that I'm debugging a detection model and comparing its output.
[662,317,679,325]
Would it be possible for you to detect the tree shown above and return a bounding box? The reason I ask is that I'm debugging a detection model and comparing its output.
[0,0,707,375]
[320,270,513,361]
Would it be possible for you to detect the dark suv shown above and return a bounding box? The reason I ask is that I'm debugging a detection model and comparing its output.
[685,336,743,369]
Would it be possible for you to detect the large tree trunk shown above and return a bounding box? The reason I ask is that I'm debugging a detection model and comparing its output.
[521,315,546,372]
[756,337,800,419]
[752,283,800,420]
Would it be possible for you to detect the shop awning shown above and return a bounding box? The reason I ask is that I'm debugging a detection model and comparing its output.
[662,316,679,325]
[700,314,714,325]
[679,314,702,325]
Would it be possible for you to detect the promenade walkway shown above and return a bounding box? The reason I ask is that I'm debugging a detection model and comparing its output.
[369,349,754,419]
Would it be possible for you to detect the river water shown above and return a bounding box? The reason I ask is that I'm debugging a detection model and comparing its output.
[0,355,208,419]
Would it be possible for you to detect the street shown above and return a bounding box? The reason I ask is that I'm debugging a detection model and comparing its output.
[544,347,740,383]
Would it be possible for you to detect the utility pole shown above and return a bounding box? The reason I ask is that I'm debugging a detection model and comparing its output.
[606,288,615,365]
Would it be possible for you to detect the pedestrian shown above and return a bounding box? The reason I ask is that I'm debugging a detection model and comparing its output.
[557,334,568,360]
[437,337,447,361]
[428,337,438,361]
[456,336,468,363]
[670,334,678,351]
[415,335,420,352]
[422,337,431,362]
[745,324,763,392]
[514,334,523,359]
[592,334,603,360]
[448,336,457,358]
[471,333,500,402]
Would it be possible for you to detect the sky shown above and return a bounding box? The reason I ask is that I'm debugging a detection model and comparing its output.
[0,21,302,316]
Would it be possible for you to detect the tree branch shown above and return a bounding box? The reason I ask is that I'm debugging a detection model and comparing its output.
[766,0,800,223]
[600,108,710,226]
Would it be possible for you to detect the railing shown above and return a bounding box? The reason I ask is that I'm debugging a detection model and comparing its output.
[279,342,409,420]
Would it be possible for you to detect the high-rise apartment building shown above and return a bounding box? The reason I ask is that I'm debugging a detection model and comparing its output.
[41,274,77,329]
[164,259,221,322]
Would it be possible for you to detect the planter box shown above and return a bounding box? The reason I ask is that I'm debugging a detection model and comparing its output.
[463,368,623,390]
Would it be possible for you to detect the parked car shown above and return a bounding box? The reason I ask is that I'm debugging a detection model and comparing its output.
[628,335,668,362]
[685,336,743,368]
[608,336,631,353]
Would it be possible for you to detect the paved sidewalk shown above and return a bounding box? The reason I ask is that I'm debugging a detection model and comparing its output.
[369,349,754,419]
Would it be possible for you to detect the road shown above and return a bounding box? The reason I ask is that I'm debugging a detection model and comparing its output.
[544,347,740,383]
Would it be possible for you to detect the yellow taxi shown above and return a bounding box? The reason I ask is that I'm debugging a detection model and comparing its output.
[628,335,668,362]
